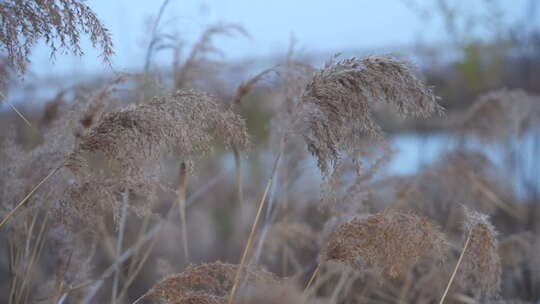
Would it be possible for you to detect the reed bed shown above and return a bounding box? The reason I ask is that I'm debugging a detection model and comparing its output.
[0,1,539,303]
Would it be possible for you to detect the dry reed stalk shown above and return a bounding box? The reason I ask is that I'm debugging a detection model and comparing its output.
[116,234,159,302]
[35,280,94,303]
[305,261,323,292]
[281,159,290,277]
[112,190,129,304]
[178,162,190,261]
[81,224,162,304]
[20,214,49,303]
[439,232,471,304]
[227,138,286,304]
[143,0,172,73]
[10,213,49,304]
[329,268,351,304]
[0,166,61,230]
[233,146,244,209]
[0,91,35,130]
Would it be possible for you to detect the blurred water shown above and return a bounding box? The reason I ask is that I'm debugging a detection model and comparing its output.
[388,131,540,199]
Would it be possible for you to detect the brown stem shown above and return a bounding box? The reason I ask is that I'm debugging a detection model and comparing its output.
[0,167,60,230]
[227,139,285,304]
[305,261,323,292]
[178,162,189,261]
[439,231,472,304]
[233,146,244,209]
[1,92,35,131]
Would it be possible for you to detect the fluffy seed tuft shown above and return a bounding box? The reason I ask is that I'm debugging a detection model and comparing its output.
[323,211,448,278]
[299,55,442,176]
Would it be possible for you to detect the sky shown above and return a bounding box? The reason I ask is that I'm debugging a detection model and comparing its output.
[27,0,535,78]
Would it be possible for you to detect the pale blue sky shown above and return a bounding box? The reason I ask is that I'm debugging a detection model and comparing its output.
[28,0,534,77]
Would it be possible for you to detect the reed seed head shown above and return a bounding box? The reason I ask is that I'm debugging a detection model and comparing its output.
[323,211,448,278]
[460,207,502,297]
[0,0,113,74]
[70,89,249,172]
[141,262,277,303]
[299,55,442,177]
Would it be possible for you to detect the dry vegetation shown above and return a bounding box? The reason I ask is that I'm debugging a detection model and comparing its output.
[1,1,540,304]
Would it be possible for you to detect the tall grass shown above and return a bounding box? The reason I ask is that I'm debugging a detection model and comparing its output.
[0,1,539,304]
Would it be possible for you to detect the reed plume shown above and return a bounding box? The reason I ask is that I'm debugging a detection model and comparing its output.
[135,262,277,304]
[459,208,502,297]
[322,211,448,278]
[299,55,442,177]
[0,0,113,74]
[71,89,249,171]
[440,207,501,303]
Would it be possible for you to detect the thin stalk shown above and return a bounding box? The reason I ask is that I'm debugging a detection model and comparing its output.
[1,92,35,131]
[116,235,159,302]
[8,238,18,304]
[112,190,129,304]
[125,169,230,304]
[251,174,281,265]
[233,146,244,208]
[16,213,49,303]
[126,215,151,276]
[143,0,172,73]
[22,220,49,304]
[227,139,285,304]
[81,224,161,304]
[178,162,189,261]
[439,232,472,304]
[398,268,413,303]
[57,293,68,304]
[98,217,119,260]
[24,213,39,263]
[281,156,290,276]
[0,166,60,230]
[132,293,145,304]
[329,269,350,304]
[305,261,323,292]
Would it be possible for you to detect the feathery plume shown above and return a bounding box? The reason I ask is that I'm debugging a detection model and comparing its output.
[440,207,501,303]
[322,211,448,278]
[299,55,442,177]
[71,89,249,172]
[136,262,277,304]
[0,0,113,74]
[459,208,502,297]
